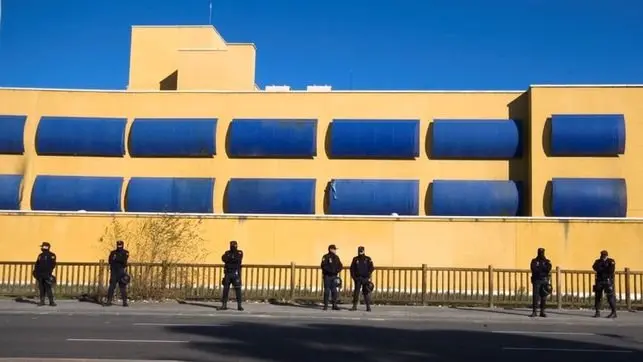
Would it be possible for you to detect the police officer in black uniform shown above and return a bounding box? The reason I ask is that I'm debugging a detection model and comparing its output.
[321,244,343,311]
[350,246,375,312]
[221,240,244,311]
[33,242,57,306]
[530,247,552,318]
[593,250,617,318]
[105,240,129,307]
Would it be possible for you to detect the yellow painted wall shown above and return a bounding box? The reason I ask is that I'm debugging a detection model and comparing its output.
[177,45,256,91]
[127,26,256,91]
[529,86,643,217]
[1,213,642,271]
[0,88,525,215]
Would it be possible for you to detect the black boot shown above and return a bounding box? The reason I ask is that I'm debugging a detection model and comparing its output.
[220,302,228,310]
[594,310,601,318]
[350,302,357,311]
[530,309,537,318]
[237,302,244,311]
[332,303,340,311]
[607,311,617,319]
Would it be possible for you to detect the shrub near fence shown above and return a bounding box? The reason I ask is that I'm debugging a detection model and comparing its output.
[1,261,642,310]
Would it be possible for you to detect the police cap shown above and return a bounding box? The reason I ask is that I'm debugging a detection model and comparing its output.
[40,242,51,248]
[358,246,365,253]
[328,244,337,251]
[601,250,608,257]
[116,240,124,246]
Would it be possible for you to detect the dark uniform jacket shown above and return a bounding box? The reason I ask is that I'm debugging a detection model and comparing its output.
[350,255,374,279]
[321,253,343,277]
[593,258,616,282]
[530,257,552,282]
[222,249,243,275]
[109,249,129,275]
[34,251,57,279]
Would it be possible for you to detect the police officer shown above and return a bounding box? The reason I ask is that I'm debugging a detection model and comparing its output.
[33,242,57,307]
[350,246,375,312]
[321,244,343,311]
[105,240,129,307]
[221,240,244,311]
[530,247,552,318]
[592,250,617,318]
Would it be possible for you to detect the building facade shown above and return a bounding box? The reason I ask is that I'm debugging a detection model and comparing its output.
[0,26,642,268]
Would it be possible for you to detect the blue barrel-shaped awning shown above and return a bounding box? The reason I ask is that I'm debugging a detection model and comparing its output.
[430,119,521,159]
[227,119,317,158]
[0,174,23,210]
[550,114,625,156]
[36,116,127,156]
[125,177,215,213]
[31,175,123,212]
[551,178,627,217]
[224,178,316,214]
[430,180,521,216]
[327,179,419,215]
[328,119,420,158]
[0,115,27,154]
[129,118,217,157]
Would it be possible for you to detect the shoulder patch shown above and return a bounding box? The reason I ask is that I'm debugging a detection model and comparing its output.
[51,255,56,259]
[239,251,243,255]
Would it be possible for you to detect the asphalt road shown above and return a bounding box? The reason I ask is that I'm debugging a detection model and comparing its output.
[0,301,642,362]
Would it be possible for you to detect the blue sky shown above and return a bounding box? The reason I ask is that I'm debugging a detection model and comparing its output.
[0,0,642,90]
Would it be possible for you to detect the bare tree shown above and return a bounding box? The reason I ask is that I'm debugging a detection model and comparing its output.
[97,215,209,300]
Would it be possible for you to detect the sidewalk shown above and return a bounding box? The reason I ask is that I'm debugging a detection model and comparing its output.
[1,299,641,325]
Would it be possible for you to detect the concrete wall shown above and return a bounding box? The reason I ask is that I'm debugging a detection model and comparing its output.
[1,213,642,270]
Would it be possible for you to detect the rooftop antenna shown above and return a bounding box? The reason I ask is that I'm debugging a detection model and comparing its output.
[208,0,213,25]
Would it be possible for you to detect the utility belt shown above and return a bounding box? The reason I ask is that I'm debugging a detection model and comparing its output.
[222,271,241,287]
[593,279,615,294]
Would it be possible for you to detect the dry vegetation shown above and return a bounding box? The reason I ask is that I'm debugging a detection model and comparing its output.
[97,215,209,300]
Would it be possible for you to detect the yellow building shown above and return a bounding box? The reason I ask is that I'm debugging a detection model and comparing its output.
[0,25,642,270]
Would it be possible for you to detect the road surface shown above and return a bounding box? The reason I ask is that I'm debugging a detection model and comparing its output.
[0,300,641,361]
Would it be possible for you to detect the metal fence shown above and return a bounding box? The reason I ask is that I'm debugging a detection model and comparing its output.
[1,261,642,309]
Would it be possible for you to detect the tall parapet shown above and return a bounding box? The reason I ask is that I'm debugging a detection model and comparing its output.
[127,25,256,91]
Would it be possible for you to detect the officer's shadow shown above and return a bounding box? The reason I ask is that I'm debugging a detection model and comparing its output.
[453,306,528,317]
[454,306,603,318]
[176,299,223,310]
[77,292,105,305]
[268,299,325,310]
[14,296,39,305]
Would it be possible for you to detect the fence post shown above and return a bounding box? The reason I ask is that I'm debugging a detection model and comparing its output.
[625,267,631,311]
[488,265,494,308]
[421,264,427,306]
[97,259,106,297]
[290,262,296,301]
[556,266,562,309]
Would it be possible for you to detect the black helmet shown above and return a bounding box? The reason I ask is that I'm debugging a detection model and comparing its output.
[333,277,342,289]
[120,274,131,285]
[539,283,553,297]
[365,281,375,293]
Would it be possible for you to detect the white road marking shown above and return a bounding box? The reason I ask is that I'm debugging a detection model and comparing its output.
[502,347,632,353]
[133,322,224,327]
[66,338,190,344]
[493,330,597,336]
